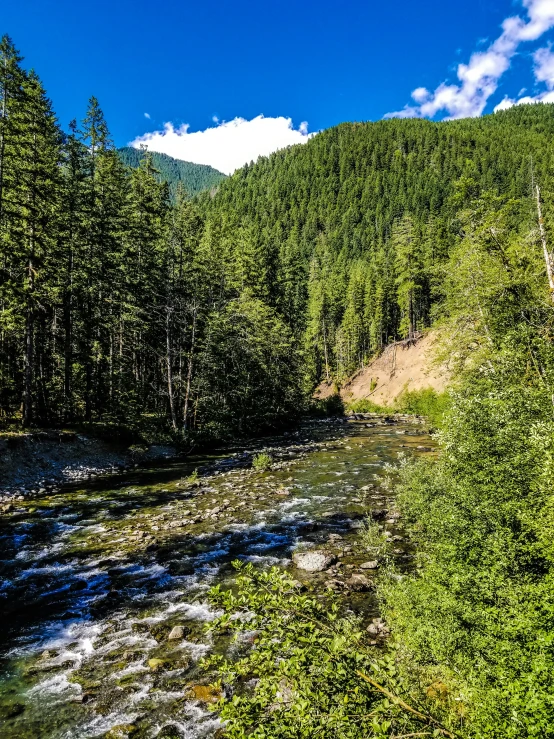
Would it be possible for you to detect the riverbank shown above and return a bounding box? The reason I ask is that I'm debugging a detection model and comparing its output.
[0,431,180,503]
[0,414,423,505]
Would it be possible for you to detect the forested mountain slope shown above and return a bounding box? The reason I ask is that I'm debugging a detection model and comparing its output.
[118,146,226,199]
[201,105,554,383]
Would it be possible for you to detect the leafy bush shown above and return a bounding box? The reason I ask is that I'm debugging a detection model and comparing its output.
[348,398,393,414]
[360,517,390,563]
[308,393,346,417]
[203,562,458,739]
[380,372,554,736]
[186,468,199,484]
[347,389,449,426]
[393,388,450,427]
[252,452,272,471]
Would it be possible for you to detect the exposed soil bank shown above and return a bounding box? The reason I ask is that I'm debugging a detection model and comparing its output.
[315,332,450,406]
[0,432,178,502]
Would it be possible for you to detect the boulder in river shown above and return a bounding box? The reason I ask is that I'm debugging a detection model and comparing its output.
[147,658,167,672]
[157,725,185,739]
[292,550,336,572]
[186,683,222,704]
[0,702,25,720]
[103,725,138,739]
[168,625,185,640]
[360,560,380,570]
[345,574,374,592]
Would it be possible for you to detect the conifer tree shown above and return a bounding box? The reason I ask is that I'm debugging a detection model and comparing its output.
[79,97,127,420]
[392,214,424,340]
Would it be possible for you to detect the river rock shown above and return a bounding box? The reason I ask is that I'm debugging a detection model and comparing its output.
[345,574,373,592]
[157,725,185,739]
[186,683,222,704]
[292,550,336,572]
[366,617,390,636]
[0,702,25,719]
[168,625,185,640]
[360,560,380,570]
[103,726,137,739]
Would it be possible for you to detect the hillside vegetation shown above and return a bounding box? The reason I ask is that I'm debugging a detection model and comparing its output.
[118,146,226,199]
[201,106,554,383]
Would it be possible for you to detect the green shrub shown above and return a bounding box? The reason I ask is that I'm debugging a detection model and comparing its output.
[348,398,392,414]
[393,388,450,426]
[203,562,456,739]
[252,452,272,471]
[360,517,390,562]
[186,468,199,484]
[381,377,554,738]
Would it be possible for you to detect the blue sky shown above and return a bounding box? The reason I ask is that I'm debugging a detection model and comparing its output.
[4,0,554,173]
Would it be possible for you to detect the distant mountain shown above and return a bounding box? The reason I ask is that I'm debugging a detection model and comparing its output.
[118,146,226,199]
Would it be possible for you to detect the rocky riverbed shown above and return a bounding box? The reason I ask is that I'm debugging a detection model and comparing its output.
[0,431,184,504]
[0,415,434,739]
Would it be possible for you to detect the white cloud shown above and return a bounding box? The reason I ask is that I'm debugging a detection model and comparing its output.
[534,44,554,85]
[144,112,151,119]
[494,43,554,110]
[129,115,313,175]
[386,0,554,120]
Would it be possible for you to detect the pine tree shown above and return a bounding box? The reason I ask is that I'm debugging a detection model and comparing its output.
[392,214,424,340]
[0,67,62,425]
[79,97,127,421]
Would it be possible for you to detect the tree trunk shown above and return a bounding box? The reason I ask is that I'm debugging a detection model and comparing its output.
[63,246,73,420]
[183,308,197,432]
[23,252,34,427]
[536,186,554,301]
[166,307,177,430]
[322,318,330,382]
[409,288,415,340]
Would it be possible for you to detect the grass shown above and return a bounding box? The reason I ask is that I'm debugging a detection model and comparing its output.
[186,468,199,484]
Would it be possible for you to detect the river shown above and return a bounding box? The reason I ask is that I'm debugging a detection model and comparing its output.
[0,416,435,739]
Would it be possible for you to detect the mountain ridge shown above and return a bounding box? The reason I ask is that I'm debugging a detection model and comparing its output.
[118,146,226,199]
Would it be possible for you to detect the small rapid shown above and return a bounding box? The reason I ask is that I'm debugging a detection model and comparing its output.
[0,417,435,739]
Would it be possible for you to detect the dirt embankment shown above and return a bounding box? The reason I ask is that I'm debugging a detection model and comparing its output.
[0,431,178,502]
[315,332,450,406]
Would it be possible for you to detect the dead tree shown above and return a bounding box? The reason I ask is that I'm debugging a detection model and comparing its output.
[536,186,554,301]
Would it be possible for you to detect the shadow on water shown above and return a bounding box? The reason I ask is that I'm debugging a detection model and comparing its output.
[0,419,435,739]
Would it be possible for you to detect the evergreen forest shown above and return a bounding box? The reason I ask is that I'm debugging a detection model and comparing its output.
[2,33,554,738]
[118,146,226,200]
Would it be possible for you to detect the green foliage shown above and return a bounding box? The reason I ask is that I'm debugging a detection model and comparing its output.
[201,105,554,383]
[324,393,346,416]
[347,389,449,426]
[0,36,304,440]
[347,398,393,414]
[252,452,272,471]
[360,517,390,562]
[118,146,226,199]
[186,468,199,484]
[196,293,304,438]
[204,562,457,738]
[394,388,450,427]
[380,193,554,737]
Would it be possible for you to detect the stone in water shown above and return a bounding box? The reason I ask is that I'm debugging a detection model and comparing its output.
[292,550,337,572]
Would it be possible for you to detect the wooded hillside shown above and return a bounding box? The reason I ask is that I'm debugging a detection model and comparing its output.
[118,146,226,199]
